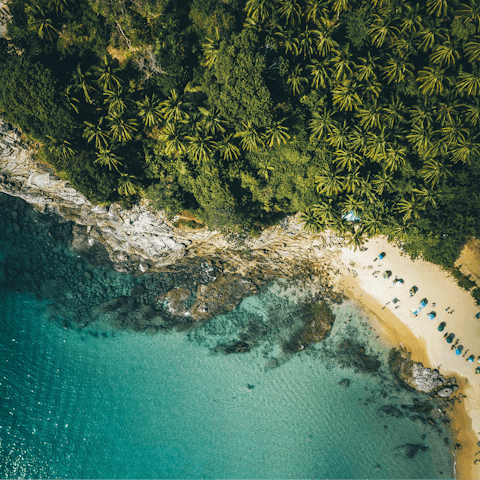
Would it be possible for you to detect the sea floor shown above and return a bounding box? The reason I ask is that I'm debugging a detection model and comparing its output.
[0,193,454,479]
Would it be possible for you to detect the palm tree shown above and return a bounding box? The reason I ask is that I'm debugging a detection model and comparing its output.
[276,28,299,55]
[312,200,335,222]
[315,165,345,196]
[103,88,130,116]
[61,85,80,114]
[286,64,307,96]
[456,1,480,26]
[95,146,122,171]
[355,102,385,130]
[49,0,69,14]
[429,37,460,67]
[202,30,221,68]
[343,167,362,193]
[304,0,329,23]
[372,169,394,195]
[450,134,480,163]
[118,173,140,196]
[355,53,379,81]
[307,58,332,89]
[245,0,272,21]
[299,208,322,233]
[330,44,354,82]
[362,211,383,237]
[158,122,187,156]
[309,108,337,141]
[392,36,416,58]
[415,22,447,52]
[278,0,302,25]
[416,66,451,96]
[406,123,434,154]
[382,55,414,84]
[198,107,228,135]
[440,119,467,146]
[83,117,110,149]
[26,3,58,42]
[465,35,480,62]
[345,227,367,251]
[334,148,362,171]
[332,81,361,111]
[427,0,449,18]
[161,90,191,123]
[361,79,382,103]
[409,99,435,127]
[326,121,350,149]
[420,158,452,187]
[264,119,291,147]
[365,129,387,161]
[93,55,122,92]
[399,4,422,35]
[384,144,407,172]
[46,136,75,159]
[384,95,406,128]
[297,27,316,58]
[137,94,163,127]
[392,222,409,241]
[457,70,480,96]
[107,113,138,142]
[435,100,461,126]
[217,134,241,161]
[412,185,438,207]
[341,195,365,217]
[347,126,367,155]
[357,175,376,204]
[464,99,480,126]
[186,132,217,163]
[331,0,352,13]
[368,14,399,48]
[235,121,265,151]
[396,195,423,221]
[314,17,339,56]
[71,64,96,104]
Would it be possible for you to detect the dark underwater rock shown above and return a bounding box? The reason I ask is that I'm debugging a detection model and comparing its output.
[212,341,251,355]
[379,405,405,418]
[339,379,350,387]
[395,443,428,459]
[337,340,381,373]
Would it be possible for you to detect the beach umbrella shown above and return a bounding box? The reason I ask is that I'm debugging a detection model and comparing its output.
[455,349,462,355]
[467,356,474,363]
[446,337,453,344]
[383,271,392,279]
[378,252,385,260]
[427,312,436,320]
[438,324,444,331]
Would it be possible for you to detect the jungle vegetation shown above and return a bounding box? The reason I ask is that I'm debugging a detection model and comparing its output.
[0,0,479,268]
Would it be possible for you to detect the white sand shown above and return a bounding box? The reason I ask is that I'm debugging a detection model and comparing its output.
[332,236,480,480]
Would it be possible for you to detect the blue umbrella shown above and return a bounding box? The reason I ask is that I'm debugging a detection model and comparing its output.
[427,312,436,320]
[467,356,474,363]
[456,349,462,355]
[438,324,444,331]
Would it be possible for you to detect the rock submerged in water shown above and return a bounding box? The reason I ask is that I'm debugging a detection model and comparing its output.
[395,443,429,459]
[339,379,350,387]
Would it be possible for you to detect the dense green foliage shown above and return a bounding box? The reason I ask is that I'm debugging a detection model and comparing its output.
[1,0,480,265]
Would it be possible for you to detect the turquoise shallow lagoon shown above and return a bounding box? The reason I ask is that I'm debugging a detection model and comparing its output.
[0,194,454,478]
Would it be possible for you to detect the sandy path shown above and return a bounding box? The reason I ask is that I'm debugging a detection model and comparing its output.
[332,237,480,480]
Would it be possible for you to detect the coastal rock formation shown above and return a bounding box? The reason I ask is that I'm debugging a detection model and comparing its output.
[0,119,344,283]
[388,347,458,397]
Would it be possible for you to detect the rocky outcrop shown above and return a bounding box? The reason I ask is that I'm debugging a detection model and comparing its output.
[388,347,458,397]
[0,0,10,38]
[0,119,344,283]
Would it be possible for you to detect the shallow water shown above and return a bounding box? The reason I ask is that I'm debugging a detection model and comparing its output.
[0,193,454,478]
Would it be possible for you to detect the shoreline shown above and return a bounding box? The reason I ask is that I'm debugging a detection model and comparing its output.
[332,236,480,480]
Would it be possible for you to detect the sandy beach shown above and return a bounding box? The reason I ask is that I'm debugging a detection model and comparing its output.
[333,237,480,480]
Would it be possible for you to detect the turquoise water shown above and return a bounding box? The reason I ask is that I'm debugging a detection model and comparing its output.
[0,194,454,478]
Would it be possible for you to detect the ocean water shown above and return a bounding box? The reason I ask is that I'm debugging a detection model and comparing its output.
[0,193,454,479]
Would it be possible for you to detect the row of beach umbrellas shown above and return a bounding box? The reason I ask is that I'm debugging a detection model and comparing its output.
[373,251,479,370]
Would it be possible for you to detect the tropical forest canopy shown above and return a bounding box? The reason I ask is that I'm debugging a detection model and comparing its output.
[0,0,480,268]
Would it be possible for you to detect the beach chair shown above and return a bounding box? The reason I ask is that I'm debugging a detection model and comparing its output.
[409,286,418,297]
